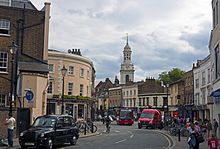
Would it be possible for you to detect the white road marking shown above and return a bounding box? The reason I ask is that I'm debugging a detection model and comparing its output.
[130,134,134,138]
[115,130,120,133]
[115,139,127,144]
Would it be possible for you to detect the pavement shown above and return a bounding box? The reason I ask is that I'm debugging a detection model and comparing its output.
[0,132,100,149]
[159,129,209,149]
[0,122,210,149]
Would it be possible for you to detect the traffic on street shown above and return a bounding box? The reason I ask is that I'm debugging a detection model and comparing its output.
[56,121,172,149]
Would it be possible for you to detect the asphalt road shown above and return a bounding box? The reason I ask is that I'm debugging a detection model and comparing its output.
[58,122,171,149]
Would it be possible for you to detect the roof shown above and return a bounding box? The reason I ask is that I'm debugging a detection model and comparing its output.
[11,0,38,10]
[18,62,49,73]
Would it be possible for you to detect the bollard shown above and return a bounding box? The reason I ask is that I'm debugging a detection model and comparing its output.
[91,122,94,133]
[84,122,86,135]
[178,128,181,141]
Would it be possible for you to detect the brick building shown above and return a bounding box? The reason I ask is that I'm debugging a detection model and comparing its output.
[177,70,194,119]
[0,0,50,138]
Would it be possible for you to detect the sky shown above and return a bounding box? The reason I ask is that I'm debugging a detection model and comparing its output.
[31,0,212,83]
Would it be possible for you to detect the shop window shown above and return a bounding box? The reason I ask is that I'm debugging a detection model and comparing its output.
[78,104,84,119]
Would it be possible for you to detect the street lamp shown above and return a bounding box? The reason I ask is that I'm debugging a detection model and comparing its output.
[164,84,169,126]
[61,65,67,114]
[8,41,18,116]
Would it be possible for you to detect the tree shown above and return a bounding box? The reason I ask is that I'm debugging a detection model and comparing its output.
[158,68,185,85]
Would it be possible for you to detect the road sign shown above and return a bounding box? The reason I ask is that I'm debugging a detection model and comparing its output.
[25,90,34,102]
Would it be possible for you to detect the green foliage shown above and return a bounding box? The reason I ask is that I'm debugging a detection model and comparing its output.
[158,68,185,85]
[52,94,90,100]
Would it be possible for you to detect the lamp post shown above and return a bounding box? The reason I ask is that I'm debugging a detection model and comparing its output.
[164,84,169,127]
[9,41,18,116]
[61,65,67,114]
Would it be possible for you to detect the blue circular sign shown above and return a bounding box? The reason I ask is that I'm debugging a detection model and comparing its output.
[26,90,34,101]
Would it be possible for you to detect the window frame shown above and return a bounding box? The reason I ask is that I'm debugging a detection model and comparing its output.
[0,52,8,73]
[80,84,83,96]
[202,71,206,86]
[47,82,53,94]
[48,64,54,73]
[68,82,73,95]
[0,94,7,107]
[195,79,199,88]
[0,19,10,35]
[80,68,84,77]
[215,45,220,79]
[0,0,11,6]
[68,66,74,75]
[153,97,157,106]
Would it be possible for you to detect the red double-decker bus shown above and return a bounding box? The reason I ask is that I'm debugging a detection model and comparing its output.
[117,109,134,126]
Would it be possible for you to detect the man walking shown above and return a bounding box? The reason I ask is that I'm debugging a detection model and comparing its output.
[207,120,213,139]
[213,119,218,137]
[5,113,16,147]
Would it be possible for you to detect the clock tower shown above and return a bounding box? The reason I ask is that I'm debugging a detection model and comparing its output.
[120,34,135,84]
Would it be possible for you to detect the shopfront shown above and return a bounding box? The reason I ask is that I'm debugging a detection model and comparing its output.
[47,98,92,121]
[211,88,220,138]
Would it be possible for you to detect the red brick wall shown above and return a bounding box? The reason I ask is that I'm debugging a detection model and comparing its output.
[0,6,45,108]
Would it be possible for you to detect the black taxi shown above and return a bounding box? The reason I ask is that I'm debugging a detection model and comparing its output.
[19,115,79,149]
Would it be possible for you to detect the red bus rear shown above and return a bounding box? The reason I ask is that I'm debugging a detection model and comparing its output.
[117,109,134,126]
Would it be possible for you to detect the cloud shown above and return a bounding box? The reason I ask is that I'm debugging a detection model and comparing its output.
[31,0,212,83]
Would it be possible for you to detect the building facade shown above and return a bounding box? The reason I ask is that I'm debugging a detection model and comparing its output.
[122,83,138,110]
[0,0,50,137]
[47,49,95,120]
[209,0,220,138]
[169,80,181,117]
[109,86,122,109]
[137,78,169,116]
[180,70,194,119]
[95,78,114,117]
[193,56,212,121]
[120,35,135,84]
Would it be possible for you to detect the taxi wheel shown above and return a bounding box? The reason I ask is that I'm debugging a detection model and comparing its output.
[46,139,53,149]
[70,136,77,145]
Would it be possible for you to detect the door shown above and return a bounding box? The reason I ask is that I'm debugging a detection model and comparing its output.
[54,118,67,144]
[17,108,30,134]
[66,104,73,116]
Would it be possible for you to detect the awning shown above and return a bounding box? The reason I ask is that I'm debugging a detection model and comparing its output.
[210,88,220,97]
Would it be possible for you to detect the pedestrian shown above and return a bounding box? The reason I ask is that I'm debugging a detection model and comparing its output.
[207,120,213,139]
[5,113,16,147]
[194,121,201,134]
[213,119,219,137]
[208,134,219,149]
[188,127,197,149]
[194,121,201,149]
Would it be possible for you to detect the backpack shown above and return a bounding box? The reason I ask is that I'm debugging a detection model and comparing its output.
[188,134,196,147]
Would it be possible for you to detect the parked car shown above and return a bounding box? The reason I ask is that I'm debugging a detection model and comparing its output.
[19,115,79,149]
[138,109,162,129]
